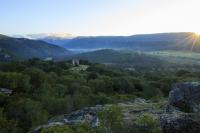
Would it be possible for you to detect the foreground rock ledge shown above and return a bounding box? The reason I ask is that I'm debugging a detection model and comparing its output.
[33,82,200,133]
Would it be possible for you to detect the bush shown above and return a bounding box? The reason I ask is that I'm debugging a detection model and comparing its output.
[41,125,74,133]
[135,113,161,133]
[98,105,123,133]
[142,82,163,99]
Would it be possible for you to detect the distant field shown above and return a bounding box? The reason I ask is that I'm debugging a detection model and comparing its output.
[143,51,200,66]
[147,51,200,60]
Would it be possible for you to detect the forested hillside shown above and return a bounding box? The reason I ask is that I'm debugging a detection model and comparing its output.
[0,59,200,132]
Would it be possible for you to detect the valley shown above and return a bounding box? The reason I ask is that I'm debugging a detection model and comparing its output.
[2,0,200,132]
[1,32,200,133]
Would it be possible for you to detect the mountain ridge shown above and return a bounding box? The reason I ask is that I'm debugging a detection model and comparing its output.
[62,32,195,51]
[32,32,199,52]
[0,34,71,60]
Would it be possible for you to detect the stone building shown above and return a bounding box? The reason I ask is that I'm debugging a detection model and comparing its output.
[72,59,80,66]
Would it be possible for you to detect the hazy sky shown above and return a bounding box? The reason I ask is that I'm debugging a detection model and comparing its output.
[1,0,200,36]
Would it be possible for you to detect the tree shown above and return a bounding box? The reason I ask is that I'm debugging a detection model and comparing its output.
[23,68,47,92]
[5,98,48,132]
[41,96,73,115]
[98,105,123,133]
[0,72,31,92]
[73,92,91,109]
[112,77,134,94]
[87,72,98,82]
[0,108,19,133]
[142,82,163,99]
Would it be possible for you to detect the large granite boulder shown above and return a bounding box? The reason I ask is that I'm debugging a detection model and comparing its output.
[169,82,200,112]
[160,114,200,133]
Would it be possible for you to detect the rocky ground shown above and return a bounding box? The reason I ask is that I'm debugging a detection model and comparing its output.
[33,82,200,133]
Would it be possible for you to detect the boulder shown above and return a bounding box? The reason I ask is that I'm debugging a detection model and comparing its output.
[33,107,101,133]
[63,107,100,127]
[169,82,200,112]
[160,114,200,133]
[0,88,12,95]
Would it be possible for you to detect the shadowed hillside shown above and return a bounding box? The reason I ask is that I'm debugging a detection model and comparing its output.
[0,34,71,60]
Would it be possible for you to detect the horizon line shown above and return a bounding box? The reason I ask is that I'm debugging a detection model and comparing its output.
[2,31,196,38]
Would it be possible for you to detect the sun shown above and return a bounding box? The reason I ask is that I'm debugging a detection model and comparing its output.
[194,31,200,36]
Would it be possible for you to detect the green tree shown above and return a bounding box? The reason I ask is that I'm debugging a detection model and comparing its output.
[24,68,47,90]
[0,108,19,133]
[98,105,123,133]
[0,72,30,92]
[5,98,48,132]
[41,96,73,115]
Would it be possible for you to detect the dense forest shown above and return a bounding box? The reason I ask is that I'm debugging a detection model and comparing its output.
[0,58,200,132]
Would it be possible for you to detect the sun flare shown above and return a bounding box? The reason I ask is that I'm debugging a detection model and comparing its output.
[194,31,200,36]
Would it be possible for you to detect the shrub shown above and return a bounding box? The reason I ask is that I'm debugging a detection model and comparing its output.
[98,105,123,133]
[41,125,74,133]
[135,113,161,133]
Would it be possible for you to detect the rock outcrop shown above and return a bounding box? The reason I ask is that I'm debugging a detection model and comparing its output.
[52,106,100,127]
[160,114,200,133]
[33,106,102,133]
[169,82,200,112]
[33,82,200,133]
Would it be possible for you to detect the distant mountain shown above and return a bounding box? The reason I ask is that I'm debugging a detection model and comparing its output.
[10,32,200,53]
[0,34,71,60]
[41,37,72,46]
[26,33,75,39]
[28,33,76,46]
[12,33,76,46]
[62,32,200,52]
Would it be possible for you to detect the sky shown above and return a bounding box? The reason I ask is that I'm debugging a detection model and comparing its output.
[1,0,200,36]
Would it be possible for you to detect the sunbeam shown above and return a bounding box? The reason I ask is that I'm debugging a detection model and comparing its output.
[174,33,200,52]
[195,32,200,36]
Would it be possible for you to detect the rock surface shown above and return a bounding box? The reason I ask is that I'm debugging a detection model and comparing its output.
[160,114,200,133]
[33,106,102,133]
[0,88,12,95]
[55,107,100,127]
[169,82,200,112]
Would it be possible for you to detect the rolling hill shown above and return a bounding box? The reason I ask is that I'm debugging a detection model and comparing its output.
[67,49,167,68]
[67,48,200,70]
[0,34,71,60]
